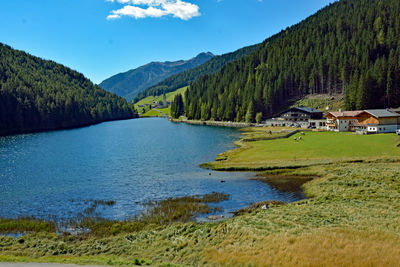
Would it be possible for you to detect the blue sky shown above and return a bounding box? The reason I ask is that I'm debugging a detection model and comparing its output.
[0,0,334,84]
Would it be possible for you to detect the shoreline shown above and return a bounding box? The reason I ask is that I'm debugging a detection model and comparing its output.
[170,118,254,128]
[0,116,137,137]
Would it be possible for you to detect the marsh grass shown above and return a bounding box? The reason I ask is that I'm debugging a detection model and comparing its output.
[81,199,116,216]
[0,193,229,238]
[140,192,229,225]
[0,217,55,234]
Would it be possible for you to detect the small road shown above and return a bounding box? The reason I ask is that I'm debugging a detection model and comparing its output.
[0,264,105,267]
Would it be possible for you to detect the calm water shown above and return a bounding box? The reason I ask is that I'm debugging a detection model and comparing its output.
[0,118,305,220]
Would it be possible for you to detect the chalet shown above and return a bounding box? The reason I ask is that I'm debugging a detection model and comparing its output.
[326,109,400,133]
[280,106,323,122]
[325,111,363,132]
[354,109,400,133]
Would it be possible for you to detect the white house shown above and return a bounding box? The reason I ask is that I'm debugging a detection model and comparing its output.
[325,111,363,132]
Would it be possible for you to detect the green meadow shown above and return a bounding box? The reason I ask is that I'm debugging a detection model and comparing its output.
[135,86,187,115]
[207,130,400,170]
[141,107,171,117]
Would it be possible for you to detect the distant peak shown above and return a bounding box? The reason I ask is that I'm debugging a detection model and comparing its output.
[196,52,215,58]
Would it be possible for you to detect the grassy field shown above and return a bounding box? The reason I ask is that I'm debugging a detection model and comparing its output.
[135,86,187,114]
[1,130,400,266]
[141,107,171,117]
[158,107,171,116]
[141,109,164,117]
[206,130,400,170]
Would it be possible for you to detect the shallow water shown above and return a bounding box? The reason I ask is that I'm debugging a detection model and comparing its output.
[0,118,305,220]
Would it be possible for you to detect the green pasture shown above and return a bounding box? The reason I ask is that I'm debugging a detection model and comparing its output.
[209,131,400,170]
[134,86,187,111]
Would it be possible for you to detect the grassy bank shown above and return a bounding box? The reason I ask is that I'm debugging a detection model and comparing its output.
[1,130,400,266]
[204,130,400,170]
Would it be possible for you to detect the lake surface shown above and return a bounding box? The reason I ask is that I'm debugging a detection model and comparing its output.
[0,118,305,221]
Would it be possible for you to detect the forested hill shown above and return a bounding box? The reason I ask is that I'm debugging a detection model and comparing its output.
[134,43,261,103]
[100,52,214,101]
[184,0,400,122]
[0,43,136,136]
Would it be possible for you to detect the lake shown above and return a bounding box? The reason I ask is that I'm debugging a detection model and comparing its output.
[0,118,305,221]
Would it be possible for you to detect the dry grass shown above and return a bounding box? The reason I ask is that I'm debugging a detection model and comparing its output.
[206,227,400,267]
[239,127,299,142]
[291,93,345,111]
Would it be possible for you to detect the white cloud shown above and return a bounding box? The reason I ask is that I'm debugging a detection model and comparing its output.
[106,0,200,20]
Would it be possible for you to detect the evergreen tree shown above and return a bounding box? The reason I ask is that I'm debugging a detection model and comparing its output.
[171,94,184,119]
[255,112,263,124]
[245,101,255,123]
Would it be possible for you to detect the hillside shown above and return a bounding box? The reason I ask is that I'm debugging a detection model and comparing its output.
[0,43,136,135]
[134,43,261,102]
[291,94,345,112]
[134,86,187,114]
[184,0,400,121]
[100,52,214,101]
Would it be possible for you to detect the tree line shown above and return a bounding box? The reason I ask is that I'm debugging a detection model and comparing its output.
[184,0,400,122]
[0,43,137,135]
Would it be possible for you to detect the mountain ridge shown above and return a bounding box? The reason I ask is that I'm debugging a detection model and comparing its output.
[134,43,261,102]
[100,52,214,101]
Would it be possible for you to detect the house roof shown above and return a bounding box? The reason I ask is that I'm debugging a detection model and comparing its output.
[283,106,323,114]
[364,109,400,118]
[326,110,363,118]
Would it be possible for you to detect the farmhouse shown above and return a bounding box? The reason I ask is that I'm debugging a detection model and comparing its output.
[325,110,363,132]
[326,109,400,133]
[354,109,400,133]
[280,106,323,122]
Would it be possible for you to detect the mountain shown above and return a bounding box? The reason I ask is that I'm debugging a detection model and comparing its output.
[0,43,136,136]
[134,43,261,103]
[100,52,214,101]
[183,0,400,122]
